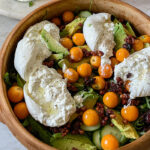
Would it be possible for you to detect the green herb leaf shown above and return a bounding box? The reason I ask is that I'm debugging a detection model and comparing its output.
[146,97,150,109]
[4,72,12,86]
[139,103,147,110]
[29,1,34,7]
[4,72,17,87]
[60,30,69,38]
[22,119,29,127]
[139,131,146,136]
[26,116,51,145]
[134,117,145,131]
[17,74,25,88]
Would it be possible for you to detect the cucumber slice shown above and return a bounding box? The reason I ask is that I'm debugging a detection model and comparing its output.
[101,125,122,143]
[92,130,102,150]
[78,11,92,18]
[81,123,100,131]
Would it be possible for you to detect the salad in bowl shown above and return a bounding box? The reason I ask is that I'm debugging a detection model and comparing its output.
[4,10,150,150]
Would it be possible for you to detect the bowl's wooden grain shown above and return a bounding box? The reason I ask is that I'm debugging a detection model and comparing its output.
[0,0,150,149]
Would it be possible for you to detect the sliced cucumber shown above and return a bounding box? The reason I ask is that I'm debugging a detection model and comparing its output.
[81,123,100,131]
[101,125,122,143]
[78,11,92,18]
[92,130,102,150]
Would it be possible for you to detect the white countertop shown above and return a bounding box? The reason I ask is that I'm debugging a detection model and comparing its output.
[0,15,26,150]
[0,0,50,20]
[0,1,149,150]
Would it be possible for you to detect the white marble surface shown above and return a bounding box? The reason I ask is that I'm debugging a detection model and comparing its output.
[0,0,50,20]
[0,1,150,150]
[0,0,150,20]
[122,0,150,15]
[0,15,26,150]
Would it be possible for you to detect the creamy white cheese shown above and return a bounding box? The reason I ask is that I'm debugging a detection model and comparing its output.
[14,38,51,81]
[24,20,60,41]
[24,65,76,127]
[14,21,60,81]
[14,20,77,127]
[114,47,150,99]
[83,13,115,65]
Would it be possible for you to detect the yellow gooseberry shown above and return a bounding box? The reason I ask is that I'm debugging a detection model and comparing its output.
[90,56,101,68]
[77,63,92,77]
[133,39,144,51]
[125,80,131,92]
[60,37,73,49]
[70,47,83,62]
[116,48,130,62]
[103,92,119,108]
[101,134,119,150]
[72,33,85,46]
[98,64,113,79]
[51,17,61,26]
[14,102,29,120]
[82,109,99,126]
[8,86,24,103]
[121,106,139,122]
[92,76,105,90]
[62,11,74,23]
[111,57,119,69]
[139,35,150,43]
[64,68,79,83]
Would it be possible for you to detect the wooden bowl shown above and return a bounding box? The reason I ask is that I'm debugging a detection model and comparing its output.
[0,0,150,149]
